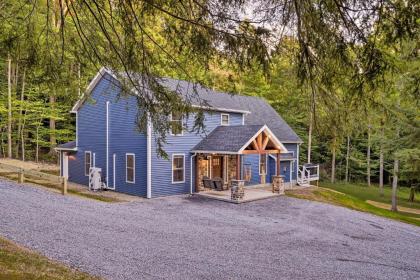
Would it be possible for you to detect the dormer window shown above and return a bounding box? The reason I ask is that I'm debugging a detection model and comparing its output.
[221,114,229,126]
[170,112,183,136]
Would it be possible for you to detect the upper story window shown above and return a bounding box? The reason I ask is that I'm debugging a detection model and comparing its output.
[221,113,230,126]
[170,112,183,136]
[259,154,267,175]
[172,154,185,183]
[126,153,135,183]
[85,151,92,176]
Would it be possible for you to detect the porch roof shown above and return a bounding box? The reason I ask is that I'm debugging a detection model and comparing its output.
[55,141,77,151]
[191,125,288,154]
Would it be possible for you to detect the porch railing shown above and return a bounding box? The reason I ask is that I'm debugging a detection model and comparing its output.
[297,164,319,186]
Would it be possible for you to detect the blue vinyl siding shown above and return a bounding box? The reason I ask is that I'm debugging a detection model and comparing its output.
[68,73,147,196]
[243,154,262,185]
[284,143,298,181]
[266,157,292,183]
[151,111,243,197]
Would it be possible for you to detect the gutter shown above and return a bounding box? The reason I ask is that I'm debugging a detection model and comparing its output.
[146,113,152,198]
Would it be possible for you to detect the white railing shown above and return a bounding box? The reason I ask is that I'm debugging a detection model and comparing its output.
[297,164,319,186]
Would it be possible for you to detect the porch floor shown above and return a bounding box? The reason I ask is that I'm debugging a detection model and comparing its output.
[196,185,280,204]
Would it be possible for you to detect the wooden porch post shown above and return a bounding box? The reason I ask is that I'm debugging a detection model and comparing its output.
[276,152,281,176]
[236,154,240,180]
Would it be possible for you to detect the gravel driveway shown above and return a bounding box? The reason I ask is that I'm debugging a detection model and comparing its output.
[1,179,419,280]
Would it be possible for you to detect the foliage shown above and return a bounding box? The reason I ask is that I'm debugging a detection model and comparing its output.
[286,185,420,226]
[0,1,418,191]
[0,237,100,279]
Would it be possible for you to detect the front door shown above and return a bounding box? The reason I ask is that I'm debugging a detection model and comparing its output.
[211,156,223,178]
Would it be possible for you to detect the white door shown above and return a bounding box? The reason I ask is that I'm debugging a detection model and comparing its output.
[63,153,69,178]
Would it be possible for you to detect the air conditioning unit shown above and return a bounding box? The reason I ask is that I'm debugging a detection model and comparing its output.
[89,167,106,191]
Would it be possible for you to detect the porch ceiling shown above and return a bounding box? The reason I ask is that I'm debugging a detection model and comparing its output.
[191,125,288,154]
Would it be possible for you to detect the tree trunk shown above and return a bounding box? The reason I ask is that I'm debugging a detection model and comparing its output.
[21,117,26,161]
[35,125,39,163]
[345,135,350,183]
[331,137,336,183]
[0,131,4,158]
[78,62,82,97]
[379,123,384,196]
[408,186,415,203]
[49,95,56,153]
[367,124,371,187]
[391,156,399,212]
[7,54,13,158]
[308,105,313,163]
[16,67,26,159]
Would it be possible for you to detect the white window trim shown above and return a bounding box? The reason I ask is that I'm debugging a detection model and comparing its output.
[221,113,230,126]
[126,153,135,184]
[259,154,267,175]
[172,154,185,184]
[85,151,92,176]
[169,113,183,136]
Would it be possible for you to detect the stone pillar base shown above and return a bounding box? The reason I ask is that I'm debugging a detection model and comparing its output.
[231,180,245,201]
[272,176,285,195]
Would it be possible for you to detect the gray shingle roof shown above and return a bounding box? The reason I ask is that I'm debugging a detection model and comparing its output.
[161,78,302,143]
[192,125,264,153]
[74,69,302,143]
[56,141,77,150]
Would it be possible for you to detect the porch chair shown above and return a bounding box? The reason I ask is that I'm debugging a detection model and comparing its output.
[202,176,214,190]
[213,177,224,191]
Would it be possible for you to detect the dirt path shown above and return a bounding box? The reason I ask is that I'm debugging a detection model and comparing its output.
[366,200,420,215]
[0,158,58,172]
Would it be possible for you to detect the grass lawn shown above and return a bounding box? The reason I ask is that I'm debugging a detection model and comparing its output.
[0,236,100,280]
[321,182,420,210]
[286,183,420,227]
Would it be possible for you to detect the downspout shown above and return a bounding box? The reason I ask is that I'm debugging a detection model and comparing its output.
[106,101,109,187]
[190,153,197,195]
[146,113,152,199]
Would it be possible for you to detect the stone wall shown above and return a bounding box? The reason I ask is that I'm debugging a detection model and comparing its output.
[196,155,209,191]
[196,154,239,191]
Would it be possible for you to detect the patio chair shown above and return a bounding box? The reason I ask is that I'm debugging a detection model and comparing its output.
[202,176,214,189]
[213,177,224,191]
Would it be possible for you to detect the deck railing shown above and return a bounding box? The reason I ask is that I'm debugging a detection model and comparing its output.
[297,164,319,186]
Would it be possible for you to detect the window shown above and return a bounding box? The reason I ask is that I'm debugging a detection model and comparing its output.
[170,112,183,136]
[126,153,135,183]
[221,113,229,126]
[172,154,185,183]
[259,154,267,175]
[85,151,92,176]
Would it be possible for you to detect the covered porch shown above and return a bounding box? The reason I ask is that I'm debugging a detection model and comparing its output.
[192,125,288,203]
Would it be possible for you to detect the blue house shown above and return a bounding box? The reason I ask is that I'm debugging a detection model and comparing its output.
[56,68,308,198]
